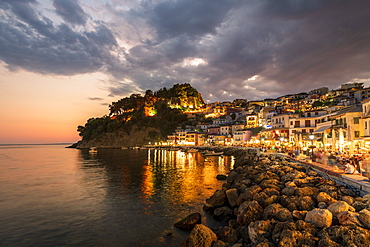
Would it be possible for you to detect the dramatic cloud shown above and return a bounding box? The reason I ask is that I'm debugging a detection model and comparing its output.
[52,0,88,25]
[1,0,370,102]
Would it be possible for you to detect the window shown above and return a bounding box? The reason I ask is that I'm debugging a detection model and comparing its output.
[366,122,368,130]
[354,117,359,124]
[307,112,311,117]
[295,121,300,127]
[355,131,360,138]
[302,129,306,133]
[310,129,314,133]
[290,121,293,125]
[305,120,311,127]
[315,112,318,115]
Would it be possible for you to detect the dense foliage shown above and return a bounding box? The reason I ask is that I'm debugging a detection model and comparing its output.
[77,83,201,142]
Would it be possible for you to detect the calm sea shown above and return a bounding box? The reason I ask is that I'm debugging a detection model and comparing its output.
[0,145,233,247]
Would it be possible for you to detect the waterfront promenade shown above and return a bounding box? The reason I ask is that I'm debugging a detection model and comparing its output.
[276,153,370,195]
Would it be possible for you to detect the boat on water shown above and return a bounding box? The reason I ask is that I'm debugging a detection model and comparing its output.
[89,147,98,153]
[187,148,199,153]
[203,151,224,156]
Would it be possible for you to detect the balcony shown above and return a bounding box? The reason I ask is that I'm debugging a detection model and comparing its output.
[332,123,347,129]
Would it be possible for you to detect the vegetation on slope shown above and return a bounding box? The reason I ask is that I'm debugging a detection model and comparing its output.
[77,83,203,144]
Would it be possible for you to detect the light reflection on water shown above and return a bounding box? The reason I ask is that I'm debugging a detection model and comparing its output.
[0,145,233,247]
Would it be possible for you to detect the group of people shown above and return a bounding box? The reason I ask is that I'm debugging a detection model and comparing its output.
[312,150,368,174]
[256,144,370,175]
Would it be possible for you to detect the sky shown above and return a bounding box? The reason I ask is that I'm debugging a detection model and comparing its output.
[1,0,370,144]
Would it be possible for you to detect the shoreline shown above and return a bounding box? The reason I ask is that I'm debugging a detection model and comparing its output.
[178,148,370,246]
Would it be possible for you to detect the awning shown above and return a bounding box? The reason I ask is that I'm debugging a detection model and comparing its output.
[313,125,331,133]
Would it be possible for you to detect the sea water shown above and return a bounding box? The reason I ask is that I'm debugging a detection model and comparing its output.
[0,145,233,246]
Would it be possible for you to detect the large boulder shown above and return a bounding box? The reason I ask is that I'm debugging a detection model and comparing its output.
[337,211,363,227]
[204,190,227,211]
[305,208,332,228]
[263,203,292,222]
[327,201,355,217]
[317,192,337,205]
[226,171,239,183]
[340,195,355,205]
[352,201,367,212]
[253,192,270,208]
[358,209,370,229]
[237,201,263,226]
[281,186,296,196]
[244,185,263,201]
[281,170,306,182]
[248,220,272,244]
[318,225,370,246]
[298,196,316,211]
[183,224,217,247]
[263,188,280,197]
[295,186,319,197]
[214,226,238,244]
[214,206,233,220]
[226,188,239,207]
[174,212,202,229]
[278,230,318,247]
[292,210,308,220]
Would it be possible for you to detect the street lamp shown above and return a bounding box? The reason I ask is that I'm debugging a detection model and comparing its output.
[309,134,314,161]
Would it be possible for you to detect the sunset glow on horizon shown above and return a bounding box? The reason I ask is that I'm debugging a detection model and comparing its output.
[1,0,370,144]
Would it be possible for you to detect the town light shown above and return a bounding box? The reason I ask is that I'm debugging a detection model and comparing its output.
[309,134,314,161]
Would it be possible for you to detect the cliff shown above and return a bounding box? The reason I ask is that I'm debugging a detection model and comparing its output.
[76,126,159,148]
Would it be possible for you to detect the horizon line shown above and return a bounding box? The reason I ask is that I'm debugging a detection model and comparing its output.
[0,142,76,146]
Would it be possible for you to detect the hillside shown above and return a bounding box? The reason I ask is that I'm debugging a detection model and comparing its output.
[75,83,204,148]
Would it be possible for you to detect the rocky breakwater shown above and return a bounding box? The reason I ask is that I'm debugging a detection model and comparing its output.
[180,151,370,247]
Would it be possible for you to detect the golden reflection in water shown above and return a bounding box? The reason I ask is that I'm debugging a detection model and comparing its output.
[141,161,154,199]
[141,149,233,204]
